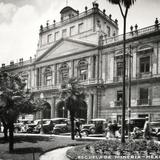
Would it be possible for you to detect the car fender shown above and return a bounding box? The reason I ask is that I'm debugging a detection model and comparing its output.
[80,128,90,133]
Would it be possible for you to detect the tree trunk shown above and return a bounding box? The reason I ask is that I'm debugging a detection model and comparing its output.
[3,125,8,140]
[1,120,8,140]
[9,123,14,153]
[70,111,75,140]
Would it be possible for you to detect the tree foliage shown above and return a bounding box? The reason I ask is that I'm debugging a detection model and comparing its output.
[0,71,37,152]
[57,77,87,140]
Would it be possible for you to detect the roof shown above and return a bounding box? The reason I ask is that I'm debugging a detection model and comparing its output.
[60,6,78,14]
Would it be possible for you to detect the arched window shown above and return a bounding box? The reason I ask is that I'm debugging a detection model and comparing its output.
[78,59,88,81]
[44,66,52,86]
[59,63,69,83]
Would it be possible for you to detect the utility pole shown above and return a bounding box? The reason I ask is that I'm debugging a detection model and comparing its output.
[128,45,132,139]
[40,93,44,134]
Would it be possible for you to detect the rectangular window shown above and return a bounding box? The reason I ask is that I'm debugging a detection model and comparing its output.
[140,56,150,73]
[115,90,123,106]
[139,88,149,105]
[107,26,111,37]
[80,69,87,80]
[117,62,123,76]
[54,31,59,41]
[78,23,84,33]
[70,26,75,36]
[117,91,123,101]
[62,29,67,38]
[92,56,96,78]
[47,34,52,43]
[46,75,52,86]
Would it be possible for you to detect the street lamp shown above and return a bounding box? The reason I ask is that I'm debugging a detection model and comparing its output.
[62,107,65,118]
[40,93,44,134]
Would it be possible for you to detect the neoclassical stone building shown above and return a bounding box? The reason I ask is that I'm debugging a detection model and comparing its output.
[1,3,160,123]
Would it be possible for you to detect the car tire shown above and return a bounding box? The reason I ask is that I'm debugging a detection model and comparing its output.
[90,128,96,134]
[81,131,88,137]
[53,130,59,135]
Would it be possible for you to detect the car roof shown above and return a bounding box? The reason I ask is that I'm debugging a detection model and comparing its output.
[90,118,106,121]
[50,118,67,121]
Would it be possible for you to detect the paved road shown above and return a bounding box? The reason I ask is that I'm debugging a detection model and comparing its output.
[40,146,72,160]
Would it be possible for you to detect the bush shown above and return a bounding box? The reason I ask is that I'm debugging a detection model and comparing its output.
[66,139,160,160]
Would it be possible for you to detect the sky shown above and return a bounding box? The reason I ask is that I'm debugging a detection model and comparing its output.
[0,0,160,65]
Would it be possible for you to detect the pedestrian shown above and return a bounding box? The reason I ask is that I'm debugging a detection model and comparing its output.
[112,120,119,138]
[143,117,151,140]
[106,121,114,139]
[75,119,82,138]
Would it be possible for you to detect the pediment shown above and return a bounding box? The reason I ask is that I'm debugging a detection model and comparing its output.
[36,38,97,62]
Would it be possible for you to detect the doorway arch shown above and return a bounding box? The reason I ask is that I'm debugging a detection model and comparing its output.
[43,102,51,119]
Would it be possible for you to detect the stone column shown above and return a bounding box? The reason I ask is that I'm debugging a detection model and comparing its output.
[54,98,58,117]
[51,65,56,85]
[34,68,37,87]
[41,67,45,86]
[56,64,60,84]
[88,57,92,80]
[87,94,92,123]
[93,93,97,118]
[51,97,56,118]
[71,60,74,77]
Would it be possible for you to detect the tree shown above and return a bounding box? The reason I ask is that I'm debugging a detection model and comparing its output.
[106,0,136,143]
[0,71,37,152]
[57,77,87,140]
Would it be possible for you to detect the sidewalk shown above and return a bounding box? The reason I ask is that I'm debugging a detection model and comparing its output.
[40,146,72,160]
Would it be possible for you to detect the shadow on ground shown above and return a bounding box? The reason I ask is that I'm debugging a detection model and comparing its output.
[0,135,52,144]
[11,147,42,154]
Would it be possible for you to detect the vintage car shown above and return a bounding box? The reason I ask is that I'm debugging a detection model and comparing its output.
[53,118,86,135]
[14,119,33,133]
[26,119,48,133]
[33,118,68,134]
[80,118,107,136]
[118,118,146,135]
[150,122,160,140]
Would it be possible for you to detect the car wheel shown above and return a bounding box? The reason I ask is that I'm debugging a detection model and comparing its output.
[81,131,88,137]
[90,128,96,134]
[53,130,59,135]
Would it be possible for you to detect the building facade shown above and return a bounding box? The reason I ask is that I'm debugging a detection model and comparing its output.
[1,3,160,123]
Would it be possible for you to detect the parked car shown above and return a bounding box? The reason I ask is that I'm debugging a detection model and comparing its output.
[33,118,68,134]
[14,120,33,133]
[26,119,47,133]
[150,122,160,140]
[80,118,107,136]
[118,118,146,135]
[53,118,86,135]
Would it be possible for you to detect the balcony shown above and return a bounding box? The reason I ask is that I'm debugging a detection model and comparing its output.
[31,78,103,92]
[114,100,123,107]
[103,23,160,45]
[136,72,152,79]
[31,85,59,92]
[113,76,128,82]
[137,99,151,106]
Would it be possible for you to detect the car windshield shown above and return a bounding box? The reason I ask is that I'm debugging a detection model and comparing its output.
[43,120,50,124]
[89,120,104,125]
